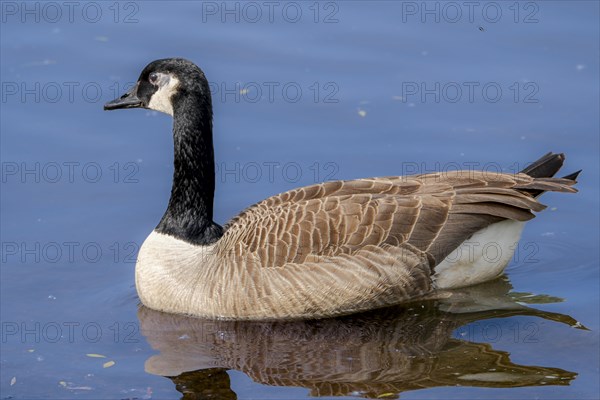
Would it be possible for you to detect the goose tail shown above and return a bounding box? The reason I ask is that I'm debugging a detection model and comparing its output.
[518,152,580,197]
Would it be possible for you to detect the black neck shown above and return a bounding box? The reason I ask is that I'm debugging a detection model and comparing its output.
[155,91,223,245]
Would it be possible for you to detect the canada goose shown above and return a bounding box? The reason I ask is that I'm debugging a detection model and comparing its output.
[104,58,580,320]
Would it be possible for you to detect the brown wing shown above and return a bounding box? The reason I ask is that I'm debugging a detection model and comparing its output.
[211,171,575,318]
[220,171,576,266]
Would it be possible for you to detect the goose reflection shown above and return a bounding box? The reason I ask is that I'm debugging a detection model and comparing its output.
[138,276,584,399]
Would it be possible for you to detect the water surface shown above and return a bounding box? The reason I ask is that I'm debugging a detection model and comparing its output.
[1,1,598,399]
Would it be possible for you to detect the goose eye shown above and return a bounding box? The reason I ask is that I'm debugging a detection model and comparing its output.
[149,72,159,84]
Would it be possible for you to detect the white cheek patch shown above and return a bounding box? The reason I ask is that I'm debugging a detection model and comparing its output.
[148,74,180,116]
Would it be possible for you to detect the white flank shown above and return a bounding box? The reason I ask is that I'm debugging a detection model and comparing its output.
[433,220,526,289]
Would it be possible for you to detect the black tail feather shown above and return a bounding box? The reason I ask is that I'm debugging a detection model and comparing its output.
[519,153,580,198]
[562,170,582,181]
[520,152,565,178]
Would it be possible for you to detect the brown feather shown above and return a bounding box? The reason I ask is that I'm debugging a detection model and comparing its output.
[193,170,579,319]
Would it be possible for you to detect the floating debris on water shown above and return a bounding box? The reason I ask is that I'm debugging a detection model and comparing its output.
[23,59,56,67]
[58,381,92,391]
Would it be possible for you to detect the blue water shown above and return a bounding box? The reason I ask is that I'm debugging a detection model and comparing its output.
[1,1,598,399]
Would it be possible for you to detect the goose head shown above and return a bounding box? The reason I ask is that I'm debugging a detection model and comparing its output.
[104,58,211,117]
